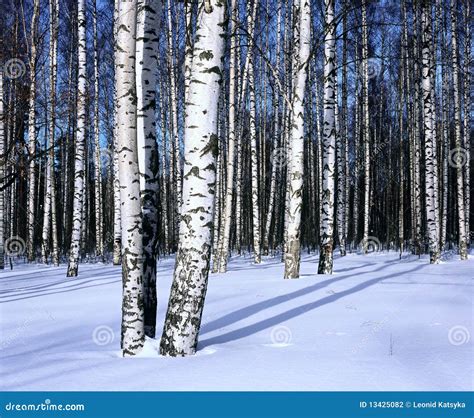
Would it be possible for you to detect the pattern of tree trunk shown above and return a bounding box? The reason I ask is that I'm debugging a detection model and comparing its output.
[450,0,468,260]
[66,0,87,277]
[27,0,39,262]
[160,0,225,357]
[136,0,161,338]
[284,0,310,279]
[318,0,336,275]
[0,70,4,270]
[421,0,440,264]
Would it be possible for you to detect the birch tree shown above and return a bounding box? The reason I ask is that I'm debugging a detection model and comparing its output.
[136,0,161,338]
[284,0,310,279]
[318,0,336,274]
[421,0,440,263]
[0,69,4,270]
[216,0,237,273]
[27,0,40,262]
[93,0,103,259]
[361,0,370,254]
[248,0,261,264]
[116,0,145,356]
[160,0,225,356]
[67,0,87,277]
[450,0,468,260]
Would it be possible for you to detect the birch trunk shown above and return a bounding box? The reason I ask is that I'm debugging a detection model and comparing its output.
[462,0,471,250]
[136,0,161,338]
[284,0,310,278]
[216,0,237,273]
[27,0,40,262]
[67,0,87,276]
[361,0,371,254]
[112,0,121,265]
[450,0,468,259]
[166,0,182,241]
[93,0,103,259]
[116,0,145,356]
[421,1,440,263]
[318,0,336,274]
[160,0,225,357]
[248,0,261,264]
[0,70,4,270]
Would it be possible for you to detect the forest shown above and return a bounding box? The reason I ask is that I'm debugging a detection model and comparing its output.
[0,0,472,383]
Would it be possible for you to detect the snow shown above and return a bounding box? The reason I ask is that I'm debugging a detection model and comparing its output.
[1,252,472,391]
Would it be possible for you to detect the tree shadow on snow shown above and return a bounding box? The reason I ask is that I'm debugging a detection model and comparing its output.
[198,264,427,349]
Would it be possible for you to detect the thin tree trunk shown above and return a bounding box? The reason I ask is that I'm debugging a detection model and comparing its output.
[318,0,336,274]
[450,0,468,259]
[421,0,440,263]
[27,0,39,262]
[67,0,87,276]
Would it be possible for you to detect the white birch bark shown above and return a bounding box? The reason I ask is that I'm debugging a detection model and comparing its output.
[248,0,261,264]
[93,0,103,259]
[216,0,237,273]
[160,0,225,356]
[116,0,145,356]
[42,0,59,266]
[0,70,4,270]
[27,0,40,262]
[361,0,371,254]
[450,0,468,259]
[421,1,440,263]
[462,0,471,249]
[318,0,336,274]
[136,0,161,337]
[166,0,182,237]
[67,0,87,276]
[284,0,310,278]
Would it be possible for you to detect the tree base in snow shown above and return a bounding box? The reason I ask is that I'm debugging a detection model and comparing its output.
[318,244,334,274]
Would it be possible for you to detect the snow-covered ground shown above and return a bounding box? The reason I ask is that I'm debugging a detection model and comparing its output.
[1,252,472,391]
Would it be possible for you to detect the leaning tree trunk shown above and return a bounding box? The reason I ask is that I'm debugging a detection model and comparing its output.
[318,0,336,274]
[421,0,440,264]
[284,0,310,279]
[67,0,87,276]
[160,0,225,357]
[136,0,161,338]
